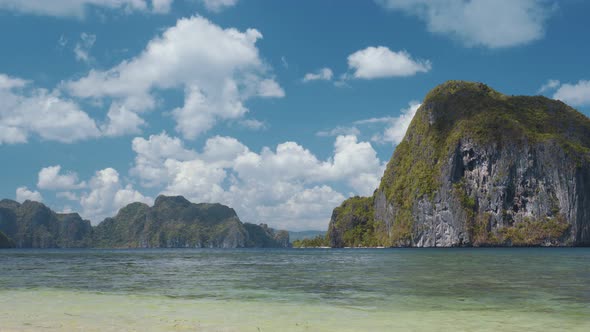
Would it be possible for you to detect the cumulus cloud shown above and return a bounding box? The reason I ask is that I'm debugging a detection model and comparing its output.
[130,133,385,230]
[74,32,96,63]
[368,101,421,144]
[303,68,334,82]
[57,191,79,201]
[316,126,361,137]
[130,132,198,187]
[553,80,590,107]
[200,0,238,12]
[0,74,28,89]
[0,74,101,145]
[376,0,553,48]
[254,186,346,230]
[537,79,560,94]
[257,79,285,98]
[239,119,266,130]
[152,0,173,13]
[101,104,146,137]
[66,15,284,139]
[321,101,421,146]
[80,168,152,223]
[0,0,172,17]
[37,165,86,190]
[16,186,43,203]
[347,46,431,79]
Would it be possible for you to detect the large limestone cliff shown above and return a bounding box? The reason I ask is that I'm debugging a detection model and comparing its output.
[329,81,590,247]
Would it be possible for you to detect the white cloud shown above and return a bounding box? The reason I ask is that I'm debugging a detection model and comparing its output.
[37,165,86,190]
[376,101,421,144]
[29,132,383,229]
[0,0,172,17]
[66,15,283,139]
[152,0,173,13]
[0,74,28,89]
[257,79,285,98]
[130,133,385,230]
[130,132,198,187]
[0,74,101,145]
[101,104,146,137]
[316,126,360,137]
[60,206,75,214]
[162,158,228,203]
[537,79,560,94]
[347,46,431,79]
[80,168,152,223]
[74,32,96,63]
[354,117,394,125]
[376,0,552,48]
[201,0,238,12]
[349,101,420,145]
[171,83,245,139]
[255,186,346,230]
[239,119,266,130]
[201,136,249,166]
[303,68,334,82]
[553,80,590,107]
[57,191,79,201]
[16,186,43,203]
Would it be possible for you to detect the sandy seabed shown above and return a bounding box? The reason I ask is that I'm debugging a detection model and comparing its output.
[1,289,588,332]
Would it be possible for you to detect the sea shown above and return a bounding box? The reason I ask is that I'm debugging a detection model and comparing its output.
[0,248,589,331]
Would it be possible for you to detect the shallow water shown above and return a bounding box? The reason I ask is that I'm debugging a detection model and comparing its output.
[1,248,589,331]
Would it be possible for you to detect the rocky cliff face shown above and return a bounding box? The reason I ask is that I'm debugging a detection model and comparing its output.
[0,195,289,248]
[0,199,92,248]
[329,81,590,247]
[91,195,289,248]
[243,223,291,248]
[0,230,15,248]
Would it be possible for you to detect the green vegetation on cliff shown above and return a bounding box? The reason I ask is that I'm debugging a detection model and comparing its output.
[92,195,288,248]
[0,199,92,248]
[381,82,589,245]
[328,81,590,247]
[292,235,329,248]
[0,196,289,248]
[0,230,15,248]
[327,196,381,247]
[243,223,290,248]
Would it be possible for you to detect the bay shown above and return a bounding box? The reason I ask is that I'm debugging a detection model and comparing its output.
[1,248,589,331]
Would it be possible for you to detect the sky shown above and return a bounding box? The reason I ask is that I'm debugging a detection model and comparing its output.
[1,0,589,231]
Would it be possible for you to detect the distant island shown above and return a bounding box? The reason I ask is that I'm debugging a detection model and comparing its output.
[298,81,590,248]
[4,81,590,250]
[0,195,289,248]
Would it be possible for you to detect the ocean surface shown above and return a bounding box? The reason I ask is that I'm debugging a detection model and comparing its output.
[0,248,589,331]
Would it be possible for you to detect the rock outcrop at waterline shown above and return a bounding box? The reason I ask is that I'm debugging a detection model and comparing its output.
[328,81,590,247]
[0,195,289,248]
[0,199,92,248]
[0,230,15,248]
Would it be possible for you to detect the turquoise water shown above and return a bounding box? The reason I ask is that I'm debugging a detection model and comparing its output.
[1,248,589,331]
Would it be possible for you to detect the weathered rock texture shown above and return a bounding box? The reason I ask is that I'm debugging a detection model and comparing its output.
[328,81,590,247]
[91,195,289,248]
[0,199,92,248]
[0,195,289,248]
[0,230,15,248]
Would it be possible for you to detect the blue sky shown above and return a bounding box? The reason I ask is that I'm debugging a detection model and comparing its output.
[1,0,589,230]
